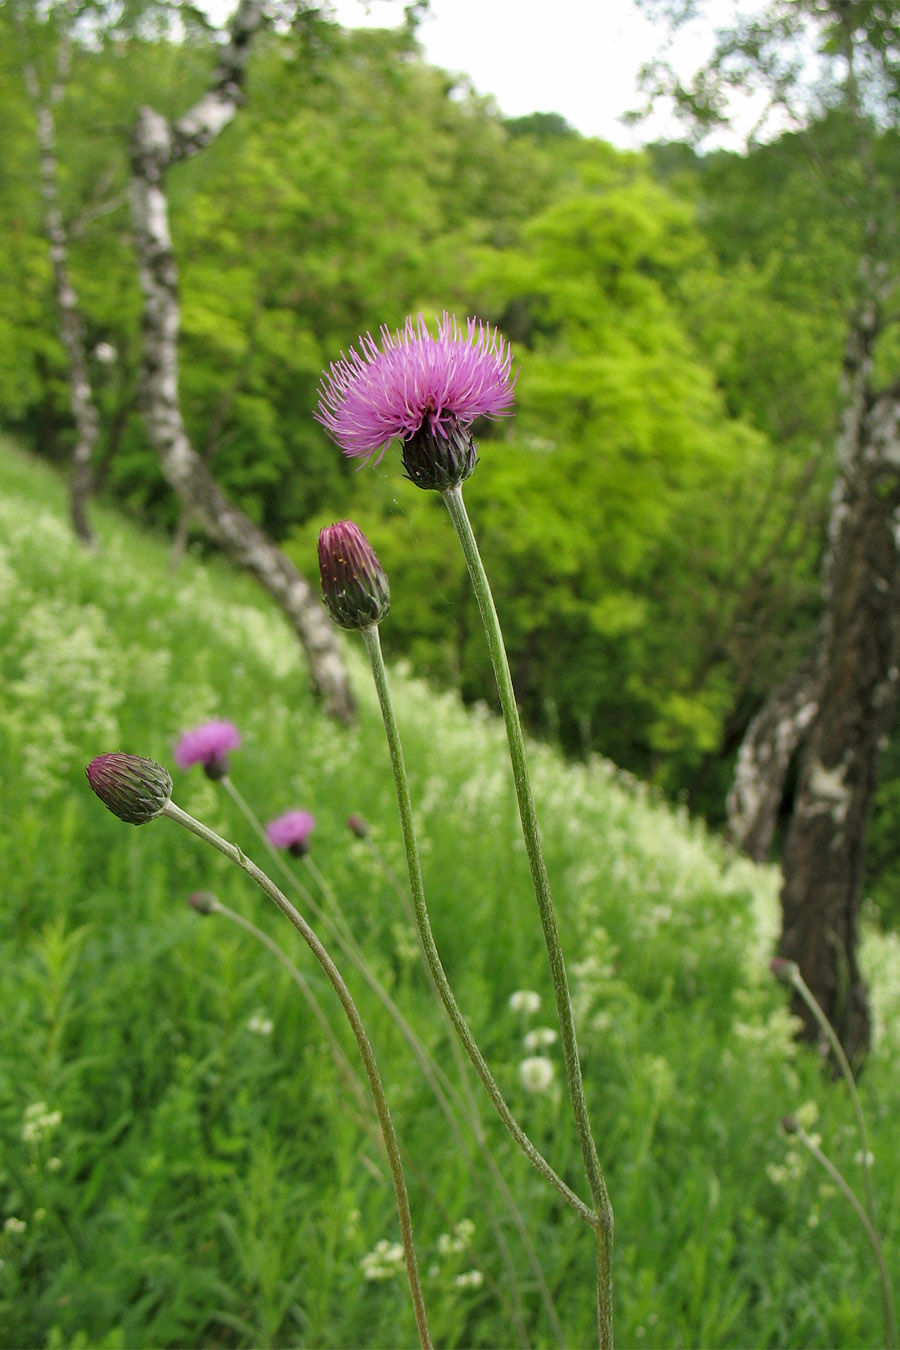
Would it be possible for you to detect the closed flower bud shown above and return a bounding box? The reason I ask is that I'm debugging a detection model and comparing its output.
[188,890,218,915]
[318,521,390,630]
[86,754,172,824]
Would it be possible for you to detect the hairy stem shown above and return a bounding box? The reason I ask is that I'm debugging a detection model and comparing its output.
[442,482,613,1347]
[360,623,597,1229]
[161,799,432,1350]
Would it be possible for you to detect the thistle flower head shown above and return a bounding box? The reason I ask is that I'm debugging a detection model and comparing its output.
[266,809,316,857]
[316,312,516,490]
[174,721,241,779]
[86,753,172,824]
[318,521,390,630]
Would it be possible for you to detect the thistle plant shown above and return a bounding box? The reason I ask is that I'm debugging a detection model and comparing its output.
[317,313,613,1346]
[85,753,433,1350]
[169,719,565,1338]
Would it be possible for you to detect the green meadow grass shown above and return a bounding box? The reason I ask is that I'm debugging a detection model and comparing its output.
[1,435,898,1348]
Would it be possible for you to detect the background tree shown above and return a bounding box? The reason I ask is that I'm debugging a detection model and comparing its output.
[639,0,900,1059]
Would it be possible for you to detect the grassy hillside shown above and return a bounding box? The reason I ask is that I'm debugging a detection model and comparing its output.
[1,437,897,1348]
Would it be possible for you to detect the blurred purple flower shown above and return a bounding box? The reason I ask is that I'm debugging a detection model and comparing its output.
[266,809,316,857]
[316,312,515,487]
[174,721,241,779]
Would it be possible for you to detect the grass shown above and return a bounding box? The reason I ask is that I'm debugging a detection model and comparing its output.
[1,434,898,1348]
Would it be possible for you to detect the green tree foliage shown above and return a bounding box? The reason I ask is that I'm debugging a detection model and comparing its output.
[1,9,819,812]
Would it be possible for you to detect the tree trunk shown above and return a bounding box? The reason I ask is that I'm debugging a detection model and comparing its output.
[128,0,354,723]
[726,663,819,861]
[22,32,99,547]
[777,305,900,1062]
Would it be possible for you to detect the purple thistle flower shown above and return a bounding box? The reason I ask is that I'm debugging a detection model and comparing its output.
[316,312,516,490]
[173,721,241,780]
[318,520,390,630]
[266,809,316,857]
[86,753,172,825]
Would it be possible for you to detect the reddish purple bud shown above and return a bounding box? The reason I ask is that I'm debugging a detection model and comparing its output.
[188,890,218,915]
[781,1114,800,1135]
[769,957,800,986]
[266,809,316,857]
[86,754,172,825]
[173,721,241,780]
[318,521,390,630]
[347,813,369,839]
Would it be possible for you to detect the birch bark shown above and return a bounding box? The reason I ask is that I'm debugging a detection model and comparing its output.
[20,12,99,546]
[129,0,354,721]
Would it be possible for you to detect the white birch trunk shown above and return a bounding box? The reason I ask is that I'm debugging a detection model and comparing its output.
[129,1,354,722]
[22,26,99,546]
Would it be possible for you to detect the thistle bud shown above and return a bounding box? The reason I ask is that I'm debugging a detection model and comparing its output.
[769,956,800,986]
[347,813,369,839]
[188,890,218,915]
[318,521,390,630]
[86,754,172,825]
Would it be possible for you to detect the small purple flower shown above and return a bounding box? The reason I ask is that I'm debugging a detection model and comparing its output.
[266,809,316,857]
[318,520,390,630]
[174,721,241,780]
[316,312,516,490]
[86,754,172,824]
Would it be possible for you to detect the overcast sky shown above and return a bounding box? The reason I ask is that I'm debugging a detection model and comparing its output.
[326,0,771,149]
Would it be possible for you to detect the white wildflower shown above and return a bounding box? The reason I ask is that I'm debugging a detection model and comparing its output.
[509,990,541,1015]
[524,1027,557,1051]
[437,1218,474,1256]
[519,1056,555,1094]
[4,1217,26,1234]
[247,1012,274,1037]
[453,1269,484,1289]
[360,1238,406,1281]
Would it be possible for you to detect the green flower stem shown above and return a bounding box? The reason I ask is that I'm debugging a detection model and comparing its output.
[358,829,566,1346]
[360,622,597,1230]
[792,1125,896,1350]
[786,966,876,1221]
[198,896,374,1129]
[442,481,613,1346]
[160,799,433,1350]
[223,774,563,1339]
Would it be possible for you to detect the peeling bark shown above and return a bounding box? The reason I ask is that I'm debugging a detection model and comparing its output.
[21,23,100,547]
[129,1,354,722]
[777,297,900,1062]
[726,663,819,861]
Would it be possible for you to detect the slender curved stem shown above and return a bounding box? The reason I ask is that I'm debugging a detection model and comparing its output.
[222,778,554,1343]
[360,623,597,1229]
[161,799,433,1350]
[788,967,876,1221]
[198,896,374,1128]
[360,832,566,1345]
[441,482,613,1347]
[792,1125,896,1350]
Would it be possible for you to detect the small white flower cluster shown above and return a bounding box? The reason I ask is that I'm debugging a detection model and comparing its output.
[360,1238,405,1281]
[453,1269,484,1289]
[247,1012,274,1037]
[22,1102,62,1145]
[519,1056,555,1094]
[4,1217,26,1234]
[436,1218,474,1256]
[523,1026,557,1051]
[509,989,541,1016]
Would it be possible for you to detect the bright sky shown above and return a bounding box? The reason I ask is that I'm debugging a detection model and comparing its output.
[326,0,771,149]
